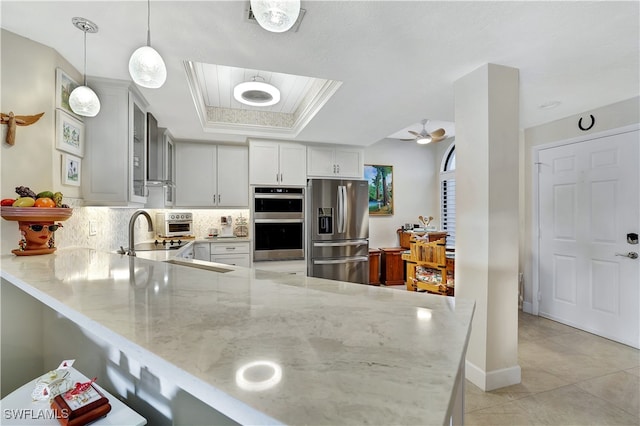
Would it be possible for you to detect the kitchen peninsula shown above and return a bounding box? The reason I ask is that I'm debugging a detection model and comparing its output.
[1,247,474,425]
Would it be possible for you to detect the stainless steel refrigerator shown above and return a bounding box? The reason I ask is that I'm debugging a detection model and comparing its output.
[307,179,369,284]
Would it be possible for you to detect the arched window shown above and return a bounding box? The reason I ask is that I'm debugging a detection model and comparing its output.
[440,144,456,249]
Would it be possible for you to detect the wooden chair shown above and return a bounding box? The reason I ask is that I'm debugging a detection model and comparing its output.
[402,237,454,296]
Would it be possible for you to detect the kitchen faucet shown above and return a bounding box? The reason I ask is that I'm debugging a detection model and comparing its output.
[125,210,153,256]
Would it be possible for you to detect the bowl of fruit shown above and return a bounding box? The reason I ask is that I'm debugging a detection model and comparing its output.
[1,186,73,256]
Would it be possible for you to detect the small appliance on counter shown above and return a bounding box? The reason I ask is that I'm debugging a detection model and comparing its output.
[155,211,193,237]
[219,215,234,237]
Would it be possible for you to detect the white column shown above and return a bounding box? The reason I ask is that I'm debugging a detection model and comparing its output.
[454,63,521,391]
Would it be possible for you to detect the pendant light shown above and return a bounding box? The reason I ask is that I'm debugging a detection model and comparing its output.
[69,18,100,117]
[250,0,301,33]
[129,0,166,88]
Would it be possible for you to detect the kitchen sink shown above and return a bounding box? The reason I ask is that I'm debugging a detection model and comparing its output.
[164,259,233,273]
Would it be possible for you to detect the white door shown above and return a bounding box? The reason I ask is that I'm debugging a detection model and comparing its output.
[538,128,639,348]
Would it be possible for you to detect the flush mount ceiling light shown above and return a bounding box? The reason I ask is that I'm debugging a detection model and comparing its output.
[250,0,301,33]
[234,76,281,107]
[69,17,101,117]
[129,0,166,88]
[416,135,432,145]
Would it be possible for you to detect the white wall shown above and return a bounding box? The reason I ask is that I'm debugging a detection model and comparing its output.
[521,96,640,312]
[364,138,452,249]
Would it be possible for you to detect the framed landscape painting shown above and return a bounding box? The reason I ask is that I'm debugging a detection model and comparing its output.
[55,109,84,157]
[365,164,393,215]
[55,68,80,118]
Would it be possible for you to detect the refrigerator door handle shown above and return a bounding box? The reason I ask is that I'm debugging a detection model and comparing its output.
[313,256,369,265]
[337,185,347,233]
[313,240,368,247]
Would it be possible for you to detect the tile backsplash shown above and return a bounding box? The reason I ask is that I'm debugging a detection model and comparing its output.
[0,203,250,254]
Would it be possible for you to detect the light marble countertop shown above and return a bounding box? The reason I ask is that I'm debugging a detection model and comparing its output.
[1,248,474,425]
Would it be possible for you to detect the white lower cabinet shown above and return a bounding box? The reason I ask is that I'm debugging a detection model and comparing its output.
[193,241,251,267]
[193,243,210,261]
[210,242,250,267]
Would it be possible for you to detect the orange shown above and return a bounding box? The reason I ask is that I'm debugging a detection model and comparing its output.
[34,197,56,207]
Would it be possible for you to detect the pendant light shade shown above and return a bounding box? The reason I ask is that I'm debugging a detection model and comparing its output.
[69,86,100,117]
[129,0,166,88]
[416,136,432,145]
[250,0,301,33]
[69,17,100,117]
[129,45,167,88]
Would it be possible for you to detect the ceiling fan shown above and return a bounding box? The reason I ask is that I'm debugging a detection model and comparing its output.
[401,119,447,144]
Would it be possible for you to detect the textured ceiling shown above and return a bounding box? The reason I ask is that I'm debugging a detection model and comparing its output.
[1,1,638,146]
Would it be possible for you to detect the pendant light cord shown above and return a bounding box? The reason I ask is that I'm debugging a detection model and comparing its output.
[82,26,88,86]
[146,0,151,47]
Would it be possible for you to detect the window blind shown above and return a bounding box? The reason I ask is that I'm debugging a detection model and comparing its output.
[441,178,456,249]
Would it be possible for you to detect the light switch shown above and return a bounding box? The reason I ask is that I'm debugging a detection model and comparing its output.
[89,220,97,236]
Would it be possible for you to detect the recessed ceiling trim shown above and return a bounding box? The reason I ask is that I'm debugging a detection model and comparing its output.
[184,60,342,139]
[183,60,210,131]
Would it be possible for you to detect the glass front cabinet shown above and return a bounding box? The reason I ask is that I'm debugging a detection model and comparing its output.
[84,77,148,206]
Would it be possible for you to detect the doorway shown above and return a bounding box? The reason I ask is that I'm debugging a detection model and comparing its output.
[535,126,639,348]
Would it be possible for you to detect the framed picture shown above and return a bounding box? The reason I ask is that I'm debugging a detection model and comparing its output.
[62,153,81,187]
[56,110,84,157]
[56,68,81,118]
[365,164,394,215]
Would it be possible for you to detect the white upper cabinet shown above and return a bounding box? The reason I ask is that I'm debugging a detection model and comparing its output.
[175,143,248,207]
[83,77,148,206]
[307,145,364,178]
[249,140,306,186]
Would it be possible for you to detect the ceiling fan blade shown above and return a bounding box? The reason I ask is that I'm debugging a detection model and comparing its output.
[429,128,446,142]
[408,130,420,137]
[399,138,416,141]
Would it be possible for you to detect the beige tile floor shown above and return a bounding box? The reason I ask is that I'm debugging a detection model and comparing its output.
[464,312,640,426]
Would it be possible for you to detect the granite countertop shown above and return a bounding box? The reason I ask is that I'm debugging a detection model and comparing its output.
[1,248,474,425]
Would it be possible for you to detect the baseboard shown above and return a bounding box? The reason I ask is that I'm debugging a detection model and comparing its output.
[465,360,521,391]
[522,301,533,314]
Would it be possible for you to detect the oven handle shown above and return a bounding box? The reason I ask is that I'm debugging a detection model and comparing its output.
[313,256,369,265]
[254,194,304,199]
[313,240,368,247]
[254,219,304,223]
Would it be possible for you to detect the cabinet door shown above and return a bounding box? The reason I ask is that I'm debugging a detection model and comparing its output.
[175,143,217,206]
[193,243,210,261]
[306,146,335,177]
[217,145,248,207]
[129,92,147,203]
[249,141,280,185]
[83,83,129,204]
[334,148,363,178]
[279,143,307,185]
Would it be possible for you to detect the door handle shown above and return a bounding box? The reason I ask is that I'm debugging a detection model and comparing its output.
[615,252,638,259]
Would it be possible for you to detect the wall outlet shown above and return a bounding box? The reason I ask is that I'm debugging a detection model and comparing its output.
[89,220,97,236]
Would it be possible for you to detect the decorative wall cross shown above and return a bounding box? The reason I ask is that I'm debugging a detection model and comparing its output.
[1,111,45,145]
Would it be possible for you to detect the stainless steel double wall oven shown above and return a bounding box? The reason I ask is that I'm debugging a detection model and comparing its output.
[252,187,305,261]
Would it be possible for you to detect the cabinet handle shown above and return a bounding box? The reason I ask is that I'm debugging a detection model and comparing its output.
[333,164,336,173]
[226,247,236,250]
[276,173,279,183]
[218,194,221,203]
[337,164,340,174]
[280,173,283,182]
